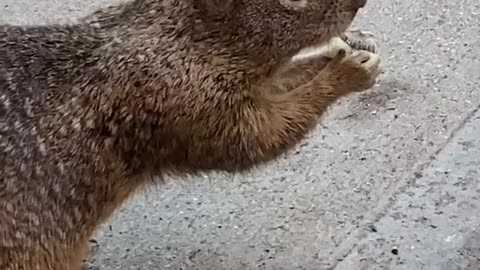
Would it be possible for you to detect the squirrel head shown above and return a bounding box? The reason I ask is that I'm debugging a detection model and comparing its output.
[193,0,367,59]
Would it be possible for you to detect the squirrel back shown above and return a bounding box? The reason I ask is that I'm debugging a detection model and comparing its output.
[0,0,375,269]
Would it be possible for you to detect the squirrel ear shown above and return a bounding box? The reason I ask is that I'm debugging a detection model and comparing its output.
[193,0,236,17]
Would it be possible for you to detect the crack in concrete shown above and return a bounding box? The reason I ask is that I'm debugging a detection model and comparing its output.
[331,103,480,269]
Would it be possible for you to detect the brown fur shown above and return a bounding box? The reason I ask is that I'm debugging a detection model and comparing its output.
[0,0,380,269]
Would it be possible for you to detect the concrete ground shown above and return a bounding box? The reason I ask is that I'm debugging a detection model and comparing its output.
[2,0,480,269]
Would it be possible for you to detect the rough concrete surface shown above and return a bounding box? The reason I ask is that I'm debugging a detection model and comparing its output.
[1,0,480,269]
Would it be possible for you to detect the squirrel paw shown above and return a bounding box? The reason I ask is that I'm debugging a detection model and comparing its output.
[292,29,378,63]
[320,49,381,93]
[340,30,378,53]
[291,36,352,62]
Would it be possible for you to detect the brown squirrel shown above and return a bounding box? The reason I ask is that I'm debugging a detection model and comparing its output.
[0,0,381,269]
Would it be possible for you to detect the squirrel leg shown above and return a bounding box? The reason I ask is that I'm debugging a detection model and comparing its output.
[264,56,332,94]
[266,36,354,94]
[186,48,381,172]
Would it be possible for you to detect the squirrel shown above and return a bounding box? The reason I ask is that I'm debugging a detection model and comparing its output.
[0,0,381,269]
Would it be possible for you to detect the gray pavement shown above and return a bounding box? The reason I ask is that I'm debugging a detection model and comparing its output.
[1,0,480,269]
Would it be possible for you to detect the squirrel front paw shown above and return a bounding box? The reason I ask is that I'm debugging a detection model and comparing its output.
[317,49,381,93]
[340,30,378,53]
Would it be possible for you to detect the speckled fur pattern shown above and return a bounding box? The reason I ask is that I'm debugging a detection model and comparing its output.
[0,0,380,269]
